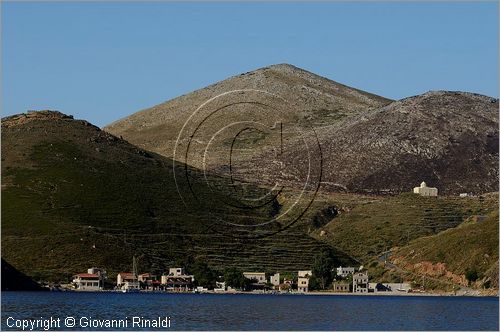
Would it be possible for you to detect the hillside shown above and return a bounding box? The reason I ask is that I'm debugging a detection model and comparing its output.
[104,63,391,171]
[389,208,499,292]
[239,91,499,195]
[1,259,45,291]
[310,192,498,264]
[1,111,355,282]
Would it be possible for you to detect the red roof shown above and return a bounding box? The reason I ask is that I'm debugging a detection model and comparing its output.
[139,273,154,278]
[118,272,134,277]
[74,273,99,278]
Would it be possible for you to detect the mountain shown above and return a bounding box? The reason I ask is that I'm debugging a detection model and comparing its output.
[105,65,498,196]
[104,64,391,171]
[239,91,499,195]
[1,111,355,282]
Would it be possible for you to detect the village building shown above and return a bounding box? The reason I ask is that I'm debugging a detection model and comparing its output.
[297,270,312,292]
[243,272,266,283]
[73,268,106,291]
[161,267,194,292]
[279,278,295,291]
[138,273,160,290]
[269,273,280,287]
[353,271,369,293]
[214,281,226,292]
[413,181,438,197]
[117,272,140,291]
[243,272,267,290]
[332,281,351,292]
[336,266,355,278]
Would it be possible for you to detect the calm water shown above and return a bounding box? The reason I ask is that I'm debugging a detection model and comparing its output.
[1,292,498,331]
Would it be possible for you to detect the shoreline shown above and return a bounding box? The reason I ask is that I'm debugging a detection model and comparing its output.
[40,288,498,297]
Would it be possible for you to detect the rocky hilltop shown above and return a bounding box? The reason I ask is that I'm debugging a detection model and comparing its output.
[104,64,391,169]
[243,91,498,195]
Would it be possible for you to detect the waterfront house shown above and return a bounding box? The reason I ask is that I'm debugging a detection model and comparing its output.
[138,273,160,290]
[298,277,310,292]
[336,266,355,278]
[161,268,194,291]
[243,272,267,290]
[332,281,351,292]
[73,268,106,291]
[116,272,140,291]
[353,272,369,293]
[413,181,438,197]
[297,270,312,292]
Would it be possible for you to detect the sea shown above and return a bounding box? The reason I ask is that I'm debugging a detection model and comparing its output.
[1,292,498,331]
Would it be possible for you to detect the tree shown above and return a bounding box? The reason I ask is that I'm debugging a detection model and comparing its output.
[189,260,219,289]
[311,249,334,290]
[465,269,479,284]
[223,268,251,290]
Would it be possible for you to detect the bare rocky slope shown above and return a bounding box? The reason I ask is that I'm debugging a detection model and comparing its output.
[104,64,391,171]
[239,91,499,195]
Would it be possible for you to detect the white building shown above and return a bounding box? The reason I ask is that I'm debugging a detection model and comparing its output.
[297,270,312,292]
[269,273,280,287]
[168,267,185,277]
[73,268,106,291]
[413,181,438,197]
[298,270,312,278]
[336,266,355,278]
[243,272,266,283]
[214,281,226,292]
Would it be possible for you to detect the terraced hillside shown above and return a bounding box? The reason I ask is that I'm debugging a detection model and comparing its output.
[310,192,498,263]
[390,208,499,292]
[1,111,355,282]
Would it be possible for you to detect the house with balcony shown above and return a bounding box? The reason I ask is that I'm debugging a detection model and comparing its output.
[353,271,369,293]
[160,267,194,291]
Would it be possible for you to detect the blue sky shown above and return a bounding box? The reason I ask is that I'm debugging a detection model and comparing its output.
[2,2,498,127]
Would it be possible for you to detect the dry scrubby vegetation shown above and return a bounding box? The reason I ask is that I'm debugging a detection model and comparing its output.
[391,208,499,290]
